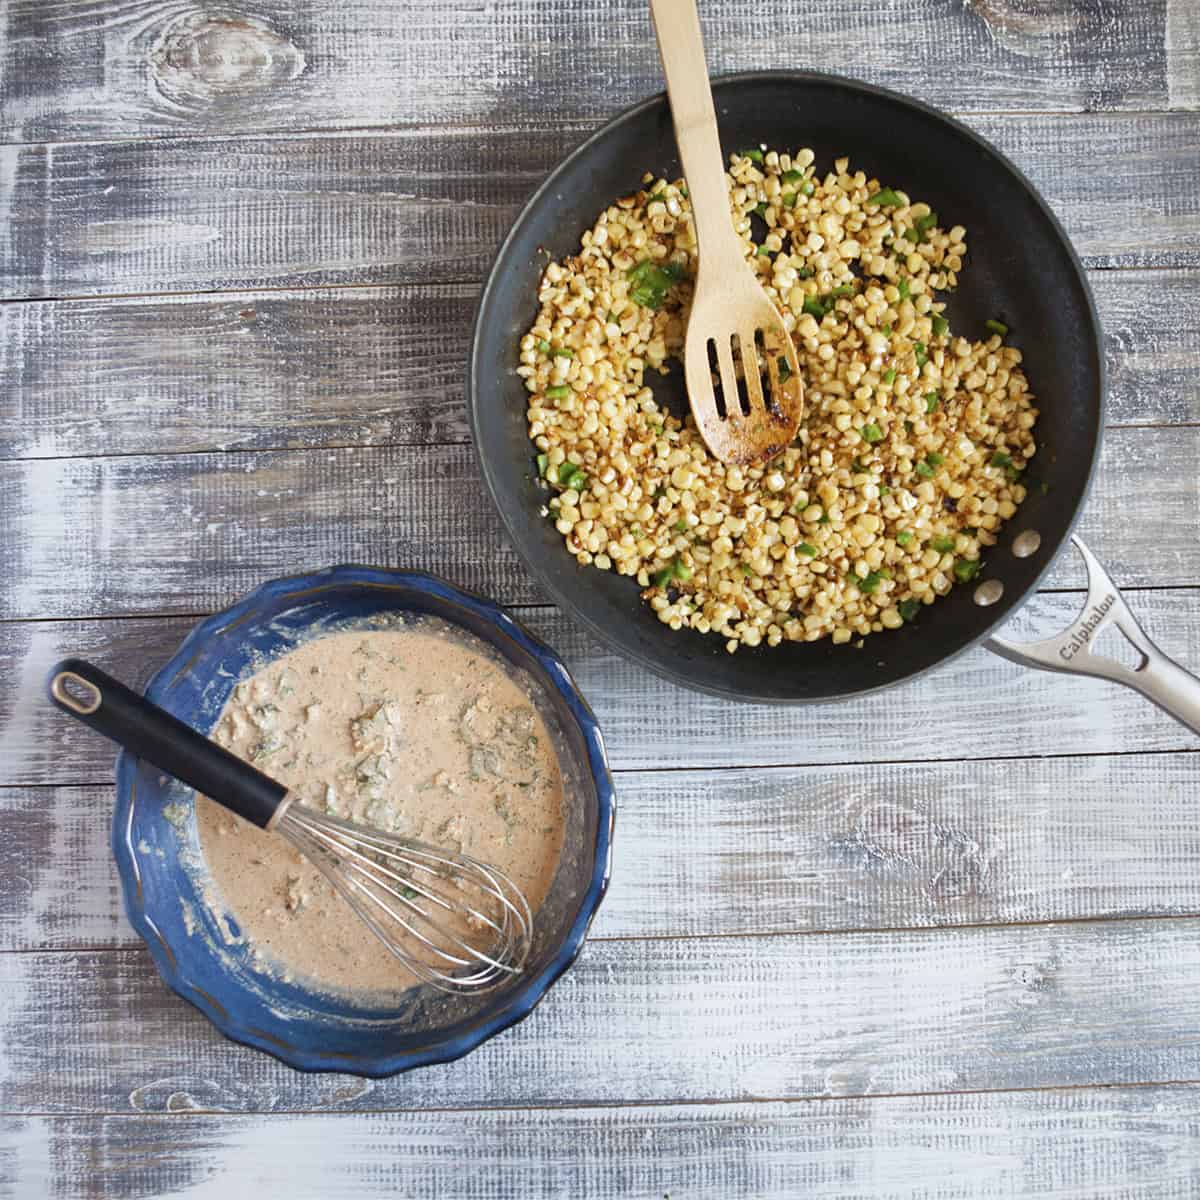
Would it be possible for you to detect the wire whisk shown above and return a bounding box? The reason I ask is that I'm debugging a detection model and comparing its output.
[48,658,534,994]
[280,802,531,991]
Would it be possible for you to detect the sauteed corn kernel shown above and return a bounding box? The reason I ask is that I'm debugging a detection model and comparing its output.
[519,149,1038,649]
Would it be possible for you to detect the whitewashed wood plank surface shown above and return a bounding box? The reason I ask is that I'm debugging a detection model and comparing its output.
[0,284,478,460]
[5,1084,1200,1199]
[1171,0,1200,110]
[0,0,1191,146]
[0,443,526,617]
[5,748,1200,953]
[5,588,1199,786]
[3,114,1199,300]
[1,425,1196,621]
[2,266,1195,463]
[5,916,1200,1113]
[0,1,1196,1197]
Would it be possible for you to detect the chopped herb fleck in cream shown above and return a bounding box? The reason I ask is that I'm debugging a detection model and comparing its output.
[195,621,567,996]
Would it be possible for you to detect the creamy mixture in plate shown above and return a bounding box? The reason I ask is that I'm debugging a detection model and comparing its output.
[196,619,566,995]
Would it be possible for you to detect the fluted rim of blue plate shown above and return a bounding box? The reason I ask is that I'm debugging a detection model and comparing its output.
[112,565,615,1077]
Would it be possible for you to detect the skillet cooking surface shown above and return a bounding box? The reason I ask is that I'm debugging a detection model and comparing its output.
[469,72,1104,703]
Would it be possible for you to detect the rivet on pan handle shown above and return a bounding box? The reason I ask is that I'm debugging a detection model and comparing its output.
[987,536,1200,736]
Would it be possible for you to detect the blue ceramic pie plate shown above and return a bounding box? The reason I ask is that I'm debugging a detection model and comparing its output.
[112,566,615,1077]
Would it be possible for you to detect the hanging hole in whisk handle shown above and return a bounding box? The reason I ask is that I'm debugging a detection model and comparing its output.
[46,656,290,828]
[50,670,102,715]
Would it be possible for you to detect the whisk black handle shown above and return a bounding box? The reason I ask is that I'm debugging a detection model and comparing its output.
[47,658,288,829]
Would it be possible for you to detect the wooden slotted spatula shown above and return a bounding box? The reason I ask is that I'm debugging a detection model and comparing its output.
[649,0,803,465]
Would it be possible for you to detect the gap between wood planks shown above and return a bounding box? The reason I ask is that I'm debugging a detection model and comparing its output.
[0,254,1182,306]
[0,107,1195,154]
[0,120,594,154]
[2,420,1195,466]
[0,577,1197,625]
[7,746,1200,953]
[4,263,1196,459]
[2,735,1195,789]
[8,907,1200,959]
[0,239,1191,307]
[9,919,1200,1111]
[5,1076,1200,1120]
[3,112,1198,301]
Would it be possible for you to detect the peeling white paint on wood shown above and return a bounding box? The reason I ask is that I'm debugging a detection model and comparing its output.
[1,125,568,299]
[0,784,127,951]
[0,268,1195,462]
[1099,267,1200,425]
[0,444,524,619]
[0,145,19,290]
[4,589,1200,785]
[1,426,1198,621]
[4,1084,1200,1199]
[6,918,1200,1112]
[1,0,1192,145]
[6,749,1200,953]
[0,284,481,460]
[1168,0,1200,111]
[3,115,1200,301]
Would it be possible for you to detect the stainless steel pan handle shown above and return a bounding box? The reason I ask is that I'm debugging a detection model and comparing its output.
[988,536,1200,736]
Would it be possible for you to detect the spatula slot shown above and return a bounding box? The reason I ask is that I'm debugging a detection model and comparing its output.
[705,338,727,419]
[730,333,753,417]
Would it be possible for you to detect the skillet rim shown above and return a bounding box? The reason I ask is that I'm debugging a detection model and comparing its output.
[467,68,1107,705]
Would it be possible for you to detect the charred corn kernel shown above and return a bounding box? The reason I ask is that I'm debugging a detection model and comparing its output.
[521,148,1038,648]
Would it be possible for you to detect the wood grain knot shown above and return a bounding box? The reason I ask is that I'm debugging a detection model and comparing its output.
[149,9,305,108]
[965,0,1100,58]
[129,1077,248,1112]
[1001,957,1060,1013]
[1012,960,1056,993]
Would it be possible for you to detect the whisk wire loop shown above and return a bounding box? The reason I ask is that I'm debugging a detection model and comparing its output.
[288,821,516,988]
[280,803,533,993]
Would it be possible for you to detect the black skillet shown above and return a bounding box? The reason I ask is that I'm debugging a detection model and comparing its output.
[468,72,1200,731]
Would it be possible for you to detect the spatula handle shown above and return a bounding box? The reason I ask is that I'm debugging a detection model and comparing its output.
[649,0,743,267]
[47,657,288,828]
